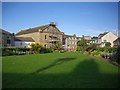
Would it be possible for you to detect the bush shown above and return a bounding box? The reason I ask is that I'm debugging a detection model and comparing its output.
[59,50,65,53]
[91,50,101,56]
[30,43,43,54]
[2,47,31,56]
[40,47,53,54]
[76,46,80,51]
[96,47,105,52]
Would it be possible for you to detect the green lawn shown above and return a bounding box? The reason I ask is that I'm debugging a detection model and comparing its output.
[2,52,119,88]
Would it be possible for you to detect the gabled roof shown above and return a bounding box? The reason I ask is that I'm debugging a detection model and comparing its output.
[16,25,49,35]
[98,32,109,39]
[1,28,13,35]
[15,37,35,42]
[65,34,77,37]
[113,37,120,43]
[16,23,62,35]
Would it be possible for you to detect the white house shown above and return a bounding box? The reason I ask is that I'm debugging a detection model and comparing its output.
[15,37,35,48]
[98,32,118,47]
[113,37,120,46]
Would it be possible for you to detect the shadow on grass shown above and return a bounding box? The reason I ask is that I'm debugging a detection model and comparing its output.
[2,58,119,88]
[33,57,76,74]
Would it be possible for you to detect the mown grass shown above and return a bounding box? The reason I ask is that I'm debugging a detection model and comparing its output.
[2,52,119,88]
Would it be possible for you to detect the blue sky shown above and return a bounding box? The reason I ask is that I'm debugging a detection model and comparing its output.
[2,2,118,37]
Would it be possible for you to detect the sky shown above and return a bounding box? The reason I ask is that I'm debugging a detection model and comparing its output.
[2,2,118,37]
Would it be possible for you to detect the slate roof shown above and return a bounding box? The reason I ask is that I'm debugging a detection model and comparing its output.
[65,34,77,37]
[16,25,49,35]
[15,37,35,42]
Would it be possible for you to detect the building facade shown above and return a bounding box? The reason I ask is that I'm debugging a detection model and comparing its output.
[15,23,64,48]
[15,37,35,48]
[64,34,79,52]
[113,37,120,46]
[1,29,14,47]
[98,32,118,47]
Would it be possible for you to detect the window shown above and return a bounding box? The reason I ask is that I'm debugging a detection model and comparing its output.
[75,42,76,45]
[7,36,11,40]
[7,40,10,44]
[72,42,74,44]
[44,44,47,48]
[69,42,71,44]
[45,35,47,40]
[104,40,107,42]
[20,42,22,46]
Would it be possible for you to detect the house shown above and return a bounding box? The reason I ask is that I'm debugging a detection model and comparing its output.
[88,37,98,44]
[64,34,78,52]
[15,37,35,48]
[82,35,91,40]
[15,22,64,48]
[98,32,118,47]
[113,37,120,46]
[118,29,120,37]
[0,29,14,47]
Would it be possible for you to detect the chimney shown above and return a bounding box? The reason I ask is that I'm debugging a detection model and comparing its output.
[50,22,56,26]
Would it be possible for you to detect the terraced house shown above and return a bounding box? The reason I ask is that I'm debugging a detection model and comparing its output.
[64,34,80,52]
[15,22,64,48]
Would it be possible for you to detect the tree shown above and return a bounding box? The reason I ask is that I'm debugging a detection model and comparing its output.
[53,42,63,51]
[77,38,88,53]
[86,43,97,52]
[30,43,43,54]
[76,46,80,51]
[105,42,111,47]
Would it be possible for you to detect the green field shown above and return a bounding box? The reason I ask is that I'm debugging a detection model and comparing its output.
[2,52,119,88]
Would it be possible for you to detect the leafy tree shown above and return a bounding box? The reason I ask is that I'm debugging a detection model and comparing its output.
[76,46,80,51]
[86,43,97,52]
[30,43,43,54]
[53,42,63,51]
[77,38,88,53]
[105,42,111,47]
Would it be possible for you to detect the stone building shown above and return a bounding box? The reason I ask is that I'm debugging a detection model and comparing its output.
[64,34,78,52]
[15,22,64,48]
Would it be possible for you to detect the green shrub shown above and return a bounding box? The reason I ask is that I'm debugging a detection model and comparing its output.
[91,50,101,56]
[96,47,117,53]
[40,47,53,54]
[76,46,80,51]
[2,47,31,56]
[96,47,104,52]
